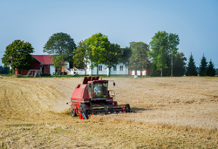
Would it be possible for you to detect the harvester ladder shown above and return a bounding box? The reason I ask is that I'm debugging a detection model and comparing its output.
[109,90,115,99]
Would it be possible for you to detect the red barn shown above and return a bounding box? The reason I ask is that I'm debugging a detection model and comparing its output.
[32,55,54,74]
[15,55,55,75]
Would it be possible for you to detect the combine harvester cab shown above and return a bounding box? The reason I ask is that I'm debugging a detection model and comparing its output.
[69,76,131,119]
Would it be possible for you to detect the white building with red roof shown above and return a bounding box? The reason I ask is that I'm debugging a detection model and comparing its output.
[32,55,56,75]
[15,55,58,75]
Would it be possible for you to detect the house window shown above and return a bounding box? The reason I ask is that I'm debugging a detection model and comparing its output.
[120,66,123,71]
[99,65,102,71]
[113,66,116,71]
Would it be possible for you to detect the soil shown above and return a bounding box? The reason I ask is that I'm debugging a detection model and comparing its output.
[0,77,218,148]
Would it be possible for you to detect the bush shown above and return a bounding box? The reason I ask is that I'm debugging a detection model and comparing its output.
[41,73,51,76]
[16,74,23,78]
[2,74,14,76]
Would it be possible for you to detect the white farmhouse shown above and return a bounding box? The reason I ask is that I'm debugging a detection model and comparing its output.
[70,62,129,76]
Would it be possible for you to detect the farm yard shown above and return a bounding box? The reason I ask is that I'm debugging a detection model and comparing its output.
[0,77,218,148]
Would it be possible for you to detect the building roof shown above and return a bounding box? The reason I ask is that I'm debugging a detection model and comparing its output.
[32,55,53,65]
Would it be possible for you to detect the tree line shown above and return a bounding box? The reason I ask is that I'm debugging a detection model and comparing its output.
[1,31,217,76]
[186,54,216,76]
[0,66,9,74]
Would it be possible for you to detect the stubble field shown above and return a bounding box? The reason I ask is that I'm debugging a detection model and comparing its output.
[0,76,218,148]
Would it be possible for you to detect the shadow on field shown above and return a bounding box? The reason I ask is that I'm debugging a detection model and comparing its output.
[131,107,153,112]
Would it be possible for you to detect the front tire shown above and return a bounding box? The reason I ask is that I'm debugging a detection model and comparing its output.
[125,104,131,112]
[71,109,76,117]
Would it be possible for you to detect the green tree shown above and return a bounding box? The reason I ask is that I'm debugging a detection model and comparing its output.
[0,66,8,74]
[186,53,197,76]
[216,68,218,75]
[52,56,65,76]
[150,64,160,76]
[102,43,122,77]
[168,33,180,76]
[72,41,90,76]
[121,47,132,66]
[173,52,186,76]
[129,42,150,75]
[199,55,208,76]
[207,59,216,76]
[149,31,169,76]
[43,32,76,67]
[2,40,34,74]
[120,47,132,75]
[150,55,171,76]
[85,33,110,75]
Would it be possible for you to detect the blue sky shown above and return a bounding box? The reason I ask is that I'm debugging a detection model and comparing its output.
[0,0,218,68]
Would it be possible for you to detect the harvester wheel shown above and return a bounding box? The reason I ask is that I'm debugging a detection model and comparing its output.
[104,106,108,115]
[125,104,131,113]
[71,109,76,117]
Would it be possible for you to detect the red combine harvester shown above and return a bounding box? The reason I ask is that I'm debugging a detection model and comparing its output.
[68,76,131,119]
